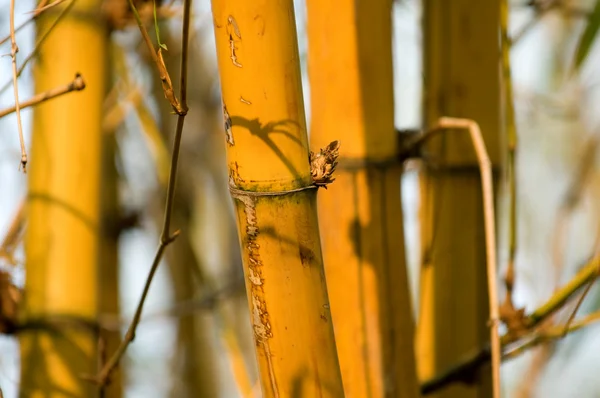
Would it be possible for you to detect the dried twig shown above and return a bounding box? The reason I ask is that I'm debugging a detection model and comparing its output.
[522,255,600,331]
[406,118,501,398]
[9,0,27,171]
[0,0,55,46]
[25,0,68,14]
[0,200,25,266]
[505,310,600,359]
[551,139,598,335]
[125,0,183,114]
[0,0,77,96]
[0,74,85,119]
[89,0,192,389]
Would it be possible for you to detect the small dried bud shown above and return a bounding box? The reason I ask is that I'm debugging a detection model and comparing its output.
[310,140,340,187]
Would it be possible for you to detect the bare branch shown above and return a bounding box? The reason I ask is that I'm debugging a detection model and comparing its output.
[89,0,192,389]
[9,0,27,171]
[0,0,77,96]
[0,74,85,119]
[125,0,183,114]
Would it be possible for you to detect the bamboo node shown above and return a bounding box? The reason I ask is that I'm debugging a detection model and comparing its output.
[310,140,340,187]
[229,184,318,198]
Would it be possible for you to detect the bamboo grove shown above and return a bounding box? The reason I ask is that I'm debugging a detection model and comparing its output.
[0,0,600,397]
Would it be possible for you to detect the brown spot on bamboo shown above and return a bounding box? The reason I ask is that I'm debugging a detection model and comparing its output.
[227,16,243,68]
[235,193,280,396]
[222,104,234,145]
[298,245,314,268]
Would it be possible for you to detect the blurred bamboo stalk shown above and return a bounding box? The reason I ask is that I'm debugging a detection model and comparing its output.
[99,107,123,398]
[417,1,501,397]
[306,0,420,396]
[19,0,108,395]
[210,1,345,396]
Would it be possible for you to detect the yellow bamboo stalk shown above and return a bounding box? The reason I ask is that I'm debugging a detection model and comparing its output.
[19,0,107,396]
[210,1,344,396]
[417,1,501,397]
[306,1,420,397]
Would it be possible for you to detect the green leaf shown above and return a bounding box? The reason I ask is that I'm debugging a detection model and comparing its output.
[153,0,167,52]
[573,0,600,72]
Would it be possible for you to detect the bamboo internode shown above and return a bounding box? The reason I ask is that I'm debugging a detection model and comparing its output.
[210,1,344,396]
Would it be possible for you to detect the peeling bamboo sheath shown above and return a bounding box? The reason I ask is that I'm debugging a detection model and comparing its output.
[210,1,344,397]
[307,0,421,397]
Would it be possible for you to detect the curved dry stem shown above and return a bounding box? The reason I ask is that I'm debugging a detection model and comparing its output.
[409,118,501,398]
[436,117,501,398]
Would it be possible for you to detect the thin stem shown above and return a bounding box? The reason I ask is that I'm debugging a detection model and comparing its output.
[0,74,85,119]
[126,0,183,113]
[525,255,600,330]
[405,120,501,397]
[505,310,600,360]
[0,199,25,266]
[91,0,192,388]
[0,0,52,46]
[26,0,68,14]
[0,0,77,96]
[9,0,27,171]
[0,16,33,47]
[435,117,502,398]
[501,0,519,313]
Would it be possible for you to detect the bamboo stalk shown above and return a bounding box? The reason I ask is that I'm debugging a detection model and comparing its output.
[209,1,344,396]
[306,0,420,396]
[99,121,123,398]
[19,0,108,395]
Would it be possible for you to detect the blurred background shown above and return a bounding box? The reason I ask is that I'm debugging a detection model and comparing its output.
[1,0,600,397]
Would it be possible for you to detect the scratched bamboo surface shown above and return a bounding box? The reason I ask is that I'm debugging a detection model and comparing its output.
[210,1,344,396]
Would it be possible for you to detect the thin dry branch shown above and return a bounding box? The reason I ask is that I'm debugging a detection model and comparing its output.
[0,199,25,266]
[522,255,600,332]
[88,0,192,389]
[0,0,53,46]
[0,74,85,119]
[504,310,600,359]
[9,0,27,171]
[0,0,76,96]
[25,0,68,14]
[125,0,183,114]
[406,118,501,398]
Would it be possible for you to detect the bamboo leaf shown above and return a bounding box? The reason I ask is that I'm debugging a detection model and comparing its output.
[573,0,600,72]
[153,0,167,51]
